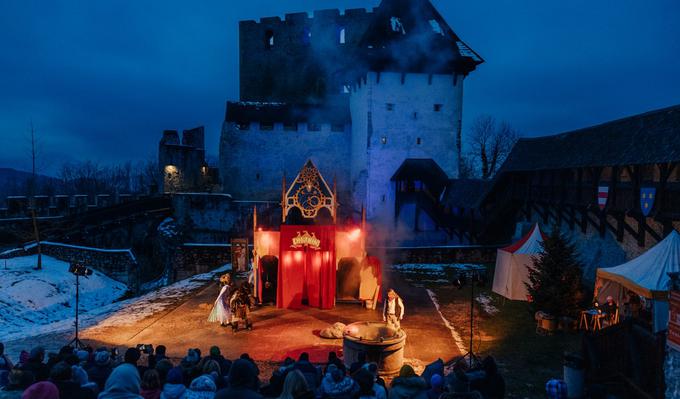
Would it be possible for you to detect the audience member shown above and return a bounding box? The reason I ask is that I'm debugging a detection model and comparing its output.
[140,370,162,399]
[215,358,263,399]
[427,374,444,399]
[318,364,356,399]
[293,353,320,390]
[20,381,59,399]
[389,365,427,399]
[48,361,95,399]
[183,375,216,399]
[87,350,113,391]
[208,346,231,377]
[263,358,294,397]
[23,348,50,382]
[278,369,313,399]
[154,360,174,386]
[3,369,35,394]
[98,363,142,399]
[348,353,366,376]
[364,363,386,395]
[354,369,377,399]
[323,352,345,375]
[470,357,504,399]
[160,367,185,399]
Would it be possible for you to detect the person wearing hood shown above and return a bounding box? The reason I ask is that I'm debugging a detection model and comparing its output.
[20,381,60,399]
[318,364,357,399]
[389,365,427,399]
[49,361,95,399]
[160,367,185,399]
[98,363,142,399]
[183,375,217,399]
[72,364,99,394]
[215,358,262,399]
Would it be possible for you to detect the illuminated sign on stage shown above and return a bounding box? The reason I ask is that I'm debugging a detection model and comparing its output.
[291,231,321,250]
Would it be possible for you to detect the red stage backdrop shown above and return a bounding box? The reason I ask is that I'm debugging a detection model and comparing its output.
[278,225,336,309]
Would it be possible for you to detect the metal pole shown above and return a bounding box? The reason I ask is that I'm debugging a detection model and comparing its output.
[75,274,80,347]
[469,271,474,368]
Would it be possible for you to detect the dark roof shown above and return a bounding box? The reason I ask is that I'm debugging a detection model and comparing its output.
[358,0,483,75]
[225,101,350,125]
[391,159,449,192]
[500,105,680,172]
[442,179,492,209]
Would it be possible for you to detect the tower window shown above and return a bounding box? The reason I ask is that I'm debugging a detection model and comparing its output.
[416,137,422,145]
[386,103,394,111]
[381,136,387,145]
[339,27,346,44]
[303,27,311,45]
[265,30,274,49]
[434,104,443,112]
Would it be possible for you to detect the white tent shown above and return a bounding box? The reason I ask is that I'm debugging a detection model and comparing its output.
[595,230,680,332]
[492,223,545,301]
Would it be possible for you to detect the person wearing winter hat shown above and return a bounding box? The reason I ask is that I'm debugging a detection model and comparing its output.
[21,381,60,399]
[183,375,216,399]
[140,369,161,399]
[427,374,444,399]
[98,363,142,399]
[160,367,185,399]
[318,364,357,399]
[72,364,99,394]
[215,359,262,399]
[87,351,113,392]
[49,361,95,399]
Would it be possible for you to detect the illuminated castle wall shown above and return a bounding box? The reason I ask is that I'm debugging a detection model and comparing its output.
[219,0,482,237]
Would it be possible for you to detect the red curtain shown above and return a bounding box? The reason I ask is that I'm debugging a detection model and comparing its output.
[278,225,336,309]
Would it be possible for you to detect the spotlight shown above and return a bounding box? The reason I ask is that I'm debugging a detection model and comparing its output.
[69,263,93,276]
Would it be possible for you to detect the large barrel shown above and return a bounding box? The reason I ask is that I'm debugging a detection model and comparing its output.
[343,321,406,376]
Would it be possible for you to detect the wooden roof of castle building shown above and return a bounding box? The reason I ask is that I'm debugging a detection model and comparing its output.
[499,104,680,173]
[359,0,483,75]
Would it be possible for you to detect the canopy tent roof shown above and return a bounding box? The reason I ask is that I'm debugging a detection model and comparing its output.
[596,230,680,299]
[501,223,545,254]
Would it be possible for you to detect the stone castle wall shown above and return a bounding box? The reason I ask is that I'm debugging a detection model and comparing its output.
[239,8,374,103]
[0,193,140,219]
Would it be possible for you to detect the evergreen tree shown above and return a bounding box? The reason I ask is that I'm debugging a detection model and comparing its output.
[525,227,583,317]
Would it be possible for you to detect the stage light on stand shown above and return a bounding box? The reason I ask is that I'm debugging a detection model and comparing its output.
[68,261,92,349]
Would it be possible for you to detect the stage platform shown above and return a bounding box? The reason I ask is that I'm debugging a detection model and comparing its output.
[78,269,461,367]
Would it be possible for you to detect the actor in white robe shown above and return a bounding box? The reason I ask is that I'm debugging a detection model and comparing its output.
[208,274,233,326]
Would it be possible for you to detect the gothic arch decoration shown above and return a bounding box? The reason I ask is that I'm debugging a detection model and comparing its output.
[282,160,336,223]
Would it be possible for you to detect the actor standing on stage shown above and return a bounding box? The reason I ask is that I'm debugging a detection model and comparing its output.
[383,288,404,330]
[208,273,233,326]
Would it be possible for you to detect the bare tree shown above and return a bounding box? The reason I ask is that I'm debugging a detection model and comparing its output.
[27,120,42,270]
[468,115,519,179]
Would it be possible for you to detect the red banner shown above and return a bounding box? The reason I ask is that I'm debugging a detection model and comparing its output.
[669,291,680,352]
[278,225,336,309]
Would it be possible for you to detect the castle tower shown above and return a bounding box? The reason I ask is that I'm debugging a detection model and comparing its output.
[349,0,483,225]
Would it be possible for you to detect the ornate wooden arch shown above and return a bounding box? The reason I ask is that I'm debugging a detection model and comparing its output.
[282,160,336,223]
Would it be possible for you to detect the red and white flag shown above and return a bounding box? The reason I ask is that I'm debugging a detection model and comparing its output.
[597,186,609,210]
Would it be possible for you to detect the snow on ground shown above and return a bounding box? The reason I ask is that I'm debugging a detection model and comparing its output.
[475,292,499,315]
[391,263,485,285]
[426,289,467,354]
[0,255,127,341]
[0,255,231,342]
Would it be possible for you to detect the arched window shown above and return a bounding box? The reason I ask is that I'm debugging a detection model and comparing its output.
[339,27,346,44]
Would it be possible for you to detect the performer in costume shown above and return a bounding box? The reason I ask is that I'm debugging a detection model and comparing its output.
[230,282,255,331]
[383,288,404,330]
[208,273,233,326]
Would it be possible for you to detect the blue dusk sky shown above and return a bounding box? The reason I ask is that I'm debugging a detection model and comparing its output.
[1,0,679,175]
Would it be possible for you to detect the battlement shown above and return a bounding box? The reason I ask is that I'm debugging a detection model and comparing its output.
[239,7,372,26]
[0,193,140,219]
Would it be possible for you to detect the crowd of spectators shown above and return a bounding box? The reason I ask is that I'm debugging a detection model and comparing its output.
[0,341,506,399]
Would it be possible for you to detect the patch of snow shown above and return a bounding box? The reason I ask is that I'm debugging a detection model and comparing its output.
[426,289,466,353]
[390,17,406,34]
[0,255,127,341]
[429,19,444,35]
[475,293,499,315]
[1,256,231,342]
